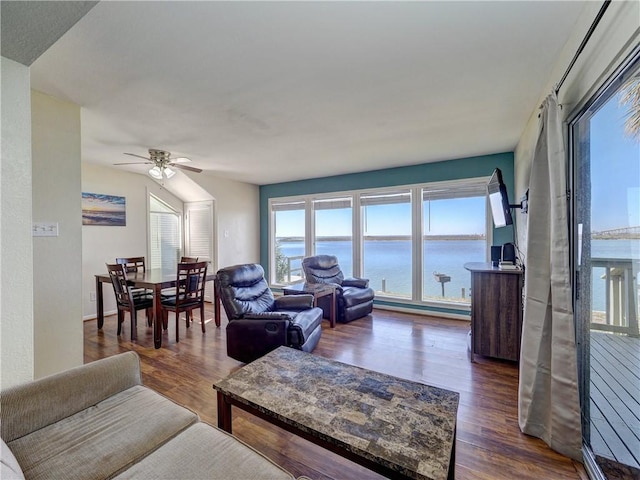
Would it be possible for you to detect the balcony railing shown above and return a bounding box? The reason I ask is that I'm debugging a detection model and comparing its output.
[590,257,639,337]
[282,255,304,284]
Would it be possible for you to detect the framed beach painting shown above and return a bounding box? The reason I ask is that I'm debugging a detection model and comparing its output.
[82,192,126,226]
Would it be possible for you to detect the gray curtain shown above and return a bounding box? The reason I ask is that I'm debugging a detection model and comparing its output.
[518,92,582,461]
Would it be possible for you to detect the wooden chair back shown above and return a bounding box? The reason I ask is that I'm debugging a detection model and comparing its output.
[180,256,199,263]
[175,261,208,307]
[161,261,209,342]
[106,262,153,341]
[116,257,146,273]
[106,262,135,308]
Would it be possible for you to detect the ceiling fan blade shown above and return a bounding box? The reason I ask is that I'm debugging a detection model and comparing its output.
[170,163,202,173]
[123,152,152,161]
[114,161,153,165]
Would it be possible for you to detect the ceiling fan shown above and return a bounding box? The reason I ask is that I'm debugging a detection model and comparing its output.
[114,149,202,180]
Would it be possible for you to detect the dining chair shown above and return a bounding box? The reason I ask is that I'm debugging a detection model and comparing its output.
[161,261,208,342]
[115,256,152,301]
[106,263,154,341]
[162,257,200,323]
[161,256,199,298]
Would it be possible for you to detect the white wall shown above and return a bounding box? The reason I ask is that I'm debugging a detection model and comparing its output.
[31,90,84,378]
[192,174,260,270]
[514,0,640,253]
[81,163,183,318]
[0,57,34,387]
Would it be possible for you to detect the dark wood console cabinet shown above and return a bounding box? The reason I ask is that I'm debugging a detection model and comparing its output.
[464,262,524,362]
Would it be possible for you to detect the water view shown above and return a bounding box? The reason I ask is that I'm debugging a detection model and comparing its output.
[279,238,484,303]
[278,238,638,310]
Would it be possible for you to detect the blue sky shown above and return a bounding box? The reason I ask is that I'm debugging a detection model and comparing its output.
[590,90,640,232]
[276,196,486,237]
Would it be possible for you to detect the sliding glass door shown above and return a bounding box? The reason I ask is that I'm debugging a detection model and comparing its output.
[572,49,640,477]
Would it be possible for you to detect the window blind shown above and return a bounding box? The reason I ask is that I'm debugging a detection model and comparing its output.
[149,195,181,270]
[421,177,488,201]
[185,204,212,262]
[313,197,352,210]
[360,190,411,206]
[272,201,305,212]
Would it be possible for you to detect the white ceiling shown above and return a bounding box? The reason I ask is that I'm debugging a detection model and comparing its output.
[27,1,586,185]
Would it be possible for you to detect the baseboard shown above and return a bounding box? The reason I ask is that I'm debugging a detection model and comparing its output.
[83,309,117,322]
[373,304,470,321]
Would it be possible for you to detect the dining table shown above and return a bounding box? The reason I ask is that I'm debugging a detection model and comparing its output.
[95,268,219,348]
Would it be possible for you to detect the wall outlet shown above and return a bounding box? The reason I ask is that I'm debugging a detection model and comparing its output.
[90,292,96,302]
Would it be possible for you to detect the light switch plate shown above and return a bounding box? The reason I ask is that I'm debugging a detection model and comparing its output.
[33,222,59,237]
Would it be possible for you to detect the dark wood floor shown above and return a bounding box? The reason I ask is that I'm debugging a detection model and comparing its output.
[84,306,587,480]
[590,331,640,470]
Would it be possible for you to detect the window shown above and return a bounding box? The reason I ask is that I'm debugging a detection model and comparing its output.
[272,200,306,284]
[185,201,214,264]
[314,197,353,277]
[269,176,490,308]
[422,179,488,303]
[361,190,412,298]
[149,194,181,270]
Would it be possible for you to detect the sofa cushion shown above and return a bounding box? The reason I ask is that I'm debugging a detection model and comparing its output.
[1,351,142,443]
[1,438,24,480]
[114,422,296,480]
[7,385,198,480]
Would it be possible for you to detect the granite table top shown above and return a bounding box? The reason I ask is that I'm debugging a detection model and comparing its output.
[213,346,459,480]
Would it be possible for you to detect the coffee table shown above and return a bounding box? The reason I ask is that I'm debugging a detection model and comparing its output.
[213,347,459,480]
[283,282,336,327]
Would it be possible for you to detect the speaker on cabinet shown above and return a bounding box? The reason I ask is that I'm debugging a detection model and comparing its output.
[502,243,516,264]
[490,246,501,267]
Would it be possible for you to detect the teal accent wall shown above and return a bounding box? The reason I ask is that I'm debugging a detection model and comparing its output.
[260,151,516,277]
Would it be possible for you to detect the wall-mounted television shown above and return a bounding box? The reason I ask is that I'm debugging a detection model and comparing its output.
[487,168,513,228]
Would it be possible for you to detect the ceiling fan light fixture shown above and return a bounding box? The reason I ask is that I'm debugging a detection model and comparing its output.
[121,149,201,178]
[148,166,163,180]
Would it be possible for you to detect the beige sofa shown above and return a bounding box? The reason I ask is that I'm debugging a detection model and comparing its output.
[1,352,302,480]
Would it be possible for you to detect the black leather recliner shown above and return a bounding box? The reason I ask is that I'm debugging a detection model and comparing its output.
[216,263,323,363]
[302,255,374,323]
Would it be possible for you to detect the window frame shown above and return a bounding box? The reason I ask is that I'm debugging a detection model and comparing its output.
[268,176,491,310]
[360,187,413,298]
[419,178,492,303]
[313,196,354,278]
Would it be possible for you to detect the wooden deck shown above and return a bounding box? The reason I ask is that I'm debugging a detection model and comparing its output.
[590,331,640,470]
